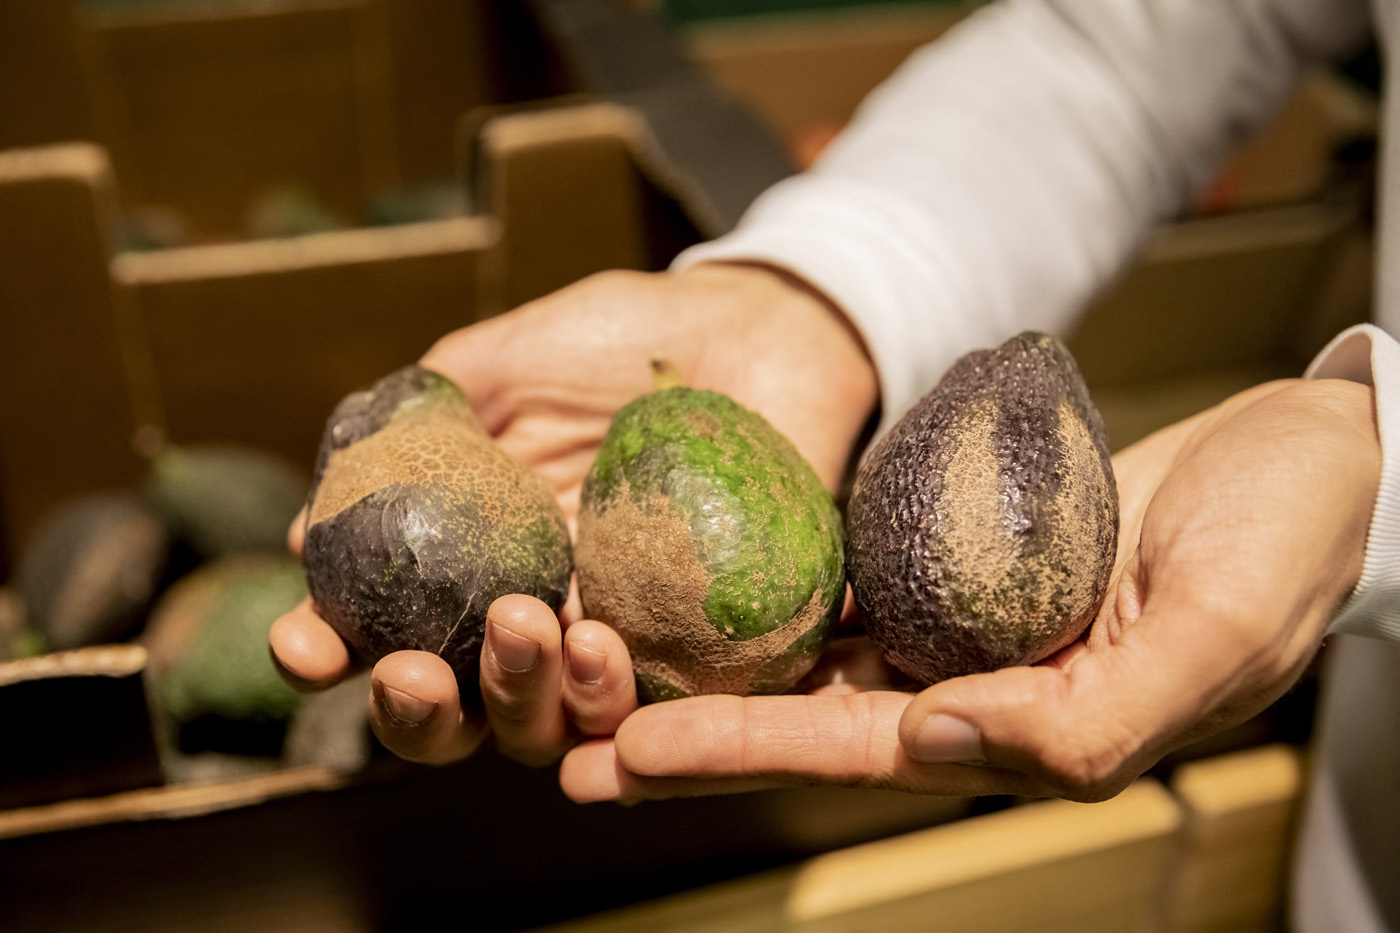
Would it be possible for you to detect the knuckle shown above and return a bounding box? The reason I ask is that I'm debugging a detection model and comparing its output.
[580,268,645,295]
[487,692,541,729]
[1032,732,1135,802]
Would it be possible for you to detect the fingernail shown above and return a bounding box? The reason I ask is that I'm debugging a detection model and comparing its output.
[909,714,984,763]
[382,687,435,724]
[566,642,607,685]
[489,622,540,673]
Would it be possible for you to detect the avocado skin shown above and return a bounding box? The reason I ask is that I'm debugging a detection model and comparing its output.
[577,387,843,701]
[307,365,461,499]
[846,332,1118,686]
[303,366,572,696]
[148,444,310,558]
[17,492,170,651]
[304,481,570,687]
[146,554,307,754]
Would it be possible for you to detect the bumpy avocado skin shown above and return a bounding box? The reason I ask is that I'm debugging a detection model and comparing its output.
[302,366,573,694]
[577,387,843,702]
[846,332,1118,686]
[147,555,308,754]
[148,444,310,557]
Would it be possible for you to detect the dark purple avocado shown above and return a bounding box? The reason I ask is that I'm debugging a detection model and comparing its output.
[302,366,572,696]
[845,332,1118,686]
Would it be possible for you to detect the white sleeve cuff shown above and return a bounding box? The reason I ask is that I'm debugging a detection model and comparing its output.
[1306,324,1400,642]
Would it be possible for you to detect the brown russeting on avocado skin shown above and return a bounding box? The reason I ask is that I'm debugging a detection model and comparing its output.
[576,482,824,697]
[309,414,503,527]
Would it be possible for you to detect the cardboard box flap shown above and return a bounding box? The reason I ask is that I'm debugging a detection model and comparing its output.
[115,218,499,467]
[464,99,707,309]
[0,645,163,811]
[0,144,148,557]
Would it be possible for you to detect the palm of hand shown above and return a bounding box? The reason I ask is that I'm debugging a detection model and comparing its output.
[423,265,878,527]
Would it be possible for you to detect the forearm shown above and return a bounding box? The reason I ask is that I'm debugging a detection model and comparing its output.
[677,0,1368,436]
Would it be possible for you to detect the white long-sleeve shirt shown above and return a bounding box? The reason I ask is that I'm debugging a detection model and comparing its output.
[675,1,1399,927]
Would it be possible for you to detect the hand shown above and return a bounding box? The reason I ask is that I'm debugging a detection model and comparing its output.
[559,377,1379,802]
[269,262,879,765]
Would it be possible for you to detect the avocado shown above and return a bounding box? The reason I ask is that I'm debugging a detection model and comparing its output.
[17,492,171,651]
[0,586,41,661]
[144,554,307,754]
[148,443,310,558]
[576,387,843,702]
[846,332,1118,685]
[302,366,573,694]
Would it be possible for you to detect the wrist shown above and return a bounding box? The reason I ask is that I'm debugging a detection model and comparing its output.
[682,260,879,410]
[671,261,880,490]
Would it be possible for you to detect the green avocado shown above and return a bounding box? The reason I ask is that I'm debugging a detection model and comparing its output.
[144,554,307,754]
[577,387,844,702]
[846,332,1119,686]
[148,443,310,558]
[302,366,573,695]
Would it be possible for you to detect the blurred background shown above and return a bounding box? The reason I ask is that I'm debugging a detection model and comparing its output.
[0,1,1382,930]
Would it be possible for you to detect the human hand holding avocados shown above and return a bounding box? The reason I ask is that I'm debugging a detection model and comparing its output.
[271,258,1378,802]
[268,261,879,765]
[559,377,1379,803]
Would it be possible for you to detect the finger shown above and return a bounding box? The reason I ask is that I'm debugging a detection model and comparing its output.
[286,506,308,557]
[810,683,865,696]
[560,738,788,804]
[369,651,487,765]
[268,597,354,691]
[419,316,511,426]
[561,620,637,736]
[560,574,584,626]
[480,594,570,766]
[605,692,1042,799]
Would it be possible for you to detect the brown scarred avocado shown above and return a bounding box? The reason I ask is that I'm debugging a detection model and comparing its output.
[302,366,572,695]
[846,332,1118,686]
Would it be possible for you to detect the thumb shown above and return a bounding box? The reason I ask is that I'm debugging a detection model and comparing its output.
[896,561,1250,802]
[418,313,514,427]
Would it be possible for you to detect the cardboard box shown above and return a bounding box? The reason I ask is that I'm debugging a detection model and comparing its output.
[0,0,790,244]
[538,747,1311,933]
[0,63,877,933]
[0,0,796,558]
[73,0,527,241]
[682,2,968,160]
[1069,196,1372,450]
[0,5,1371,929]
